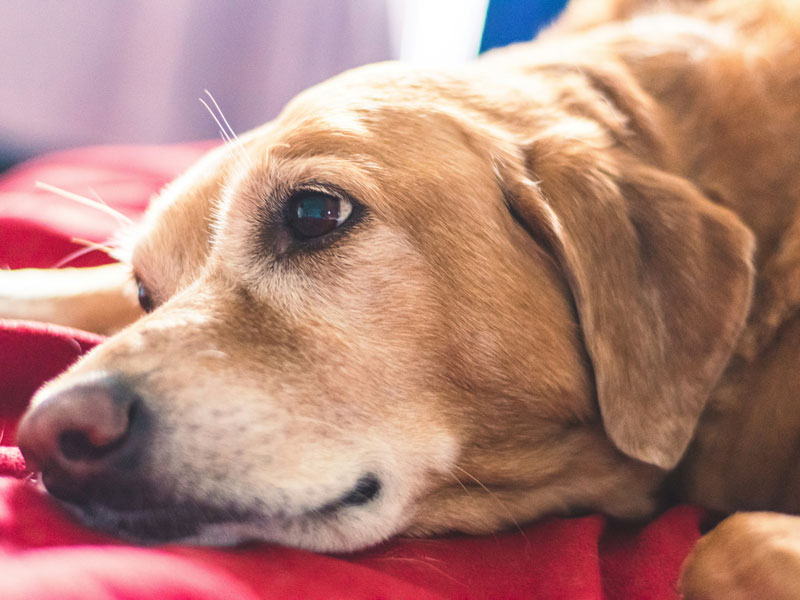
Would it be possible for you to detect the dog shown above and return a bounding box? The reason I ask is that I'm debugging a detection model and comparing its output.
[2,0,799,597]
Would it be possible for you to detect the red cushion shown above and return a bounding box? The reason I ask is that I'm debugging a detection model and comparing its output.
[0,143,702,599]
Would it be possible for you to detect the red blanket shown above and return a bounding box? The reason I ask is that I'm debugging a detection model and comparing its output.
[0,144,702,599]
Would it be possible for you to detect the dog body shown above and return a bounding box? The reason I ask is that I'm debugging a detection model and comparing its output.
[3,0,800,596]
[554,0,800,513]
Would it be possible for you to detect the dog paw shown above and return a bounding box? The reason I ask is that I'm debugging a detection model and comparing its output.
[679,512,800,600]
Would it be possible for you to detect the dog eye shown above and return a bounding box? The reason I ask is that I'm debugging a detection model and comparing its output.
[288,192,353,239]
[137,280,155,313]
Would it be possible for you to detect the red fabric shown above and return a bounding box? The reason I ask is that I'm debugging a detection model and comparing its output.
[0,143,702,599]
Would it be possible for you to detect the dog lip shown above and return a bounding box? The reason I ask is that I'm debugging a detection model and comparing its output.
[58,497,260,544]
[320,473,382,513]
[57,474,383,544]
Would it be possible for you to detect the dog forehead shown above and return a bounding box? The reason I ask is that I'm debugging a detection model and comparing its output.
[133,63,504,303]
[281,60,457,114]
[264,63,474,147]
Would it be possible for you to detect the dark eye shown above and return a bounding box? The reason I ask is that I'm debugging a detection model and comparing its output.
[288,192,353,239]
[137,280,155,313]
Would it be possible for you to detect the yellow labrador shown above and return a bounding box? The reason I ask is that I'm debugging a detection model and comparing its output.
[2,0,799,597]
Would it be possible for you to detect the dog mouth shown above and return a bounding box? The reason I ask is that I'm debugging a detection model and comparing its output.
[62,500,255,543]
[48,473,383,545]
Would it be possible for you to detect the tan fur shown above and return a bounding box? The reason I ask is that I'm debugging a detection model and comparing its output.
[680,512,800,600]
[0,263,141,335]
[3,0,800,595]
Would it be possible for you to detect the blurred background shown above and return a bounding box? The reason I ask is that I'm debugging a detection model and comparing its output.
[0,0,567,171]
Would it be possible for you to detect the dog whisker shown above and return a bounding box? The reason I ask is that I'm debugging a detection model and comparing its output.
[87,187,117,211]
[52,246,98,269]
[71,237,117,255]
[199,91,253,169]
[447,469,474,499]
[204,90,253,169]
[204,90,246,154]
[200,97,250,170]
[52,237,121,269]
[35,181,134,226]
[200,97,232,144]
[451,465,530,547]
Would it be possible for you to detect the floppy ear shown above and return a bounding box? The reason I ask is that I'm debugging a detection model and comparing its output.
[503,139,754,469]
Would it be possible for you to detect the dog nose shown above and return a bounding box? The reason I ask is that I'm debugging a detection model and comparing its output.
[17,375,144,499]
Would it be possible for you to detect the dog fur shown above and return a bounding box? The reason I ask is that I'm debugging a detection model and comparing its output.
[2,0,800,597]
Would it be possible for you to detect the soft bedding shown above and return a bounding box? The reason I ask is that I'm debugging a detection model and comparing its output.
[0,144,703,599]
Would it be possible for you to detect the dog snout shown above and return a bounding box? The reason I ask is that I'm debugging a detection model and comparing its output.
[17,375,147,503]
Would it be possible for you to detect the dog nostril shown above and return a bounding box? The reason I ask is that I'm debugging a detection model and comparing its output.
[56,399,138,462]
[58,429,121,462]
[59,430,97,462]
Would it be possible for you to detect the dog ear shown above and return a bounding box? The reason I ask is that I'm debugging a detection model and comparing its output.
[502,137,754,469]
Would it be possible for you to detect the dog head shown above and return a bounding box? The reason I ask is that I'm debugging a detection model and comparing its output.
[18,58,753,551]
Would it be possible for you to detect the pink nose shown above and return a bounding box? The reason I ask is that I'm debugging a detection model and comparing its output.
[17,375,142,499]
